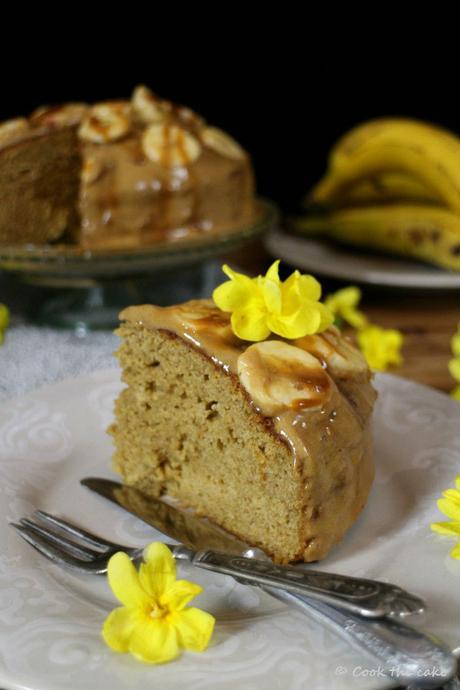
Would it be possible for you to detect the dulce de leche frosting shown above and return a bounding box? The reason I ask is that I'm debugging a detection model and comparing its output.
[120,300,375,467]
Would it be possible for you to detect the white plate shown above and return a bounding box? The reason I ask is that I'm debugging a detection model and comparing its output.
[0,369,459,690]
[266,229,460,289]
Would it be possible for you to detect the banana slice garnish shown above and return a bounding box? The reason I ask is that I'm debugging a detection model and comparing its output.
[237,340,332,416]
[79,103,131,144]
[142,123,201,166]
[201,126,244,159]
[131,85,170,124]
[294,327,368,380]
[0,118,29,144]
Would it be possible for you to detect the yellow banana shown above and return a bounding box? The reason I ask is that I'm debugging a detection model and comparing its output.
[311,119,460,213]
[322,172,439,208]
[294,205,460,271]
[329,118,460,170]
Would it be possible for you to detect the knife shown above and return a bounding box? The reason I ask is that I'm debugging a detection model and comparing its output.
[81,477,457,688]
[80,476,422,619]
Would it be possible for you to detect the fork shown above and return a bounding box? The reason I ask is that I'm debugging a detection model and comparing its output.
[9,511,457,689]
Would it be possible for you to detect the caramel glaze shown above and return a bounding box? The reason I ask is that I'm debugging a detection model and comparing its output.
[79,120,255,249]
[120,300,375,468]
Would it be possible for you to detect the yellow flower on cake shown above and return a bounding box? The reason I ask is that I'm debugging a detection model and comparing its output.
[213,261,333,341]
[102,541,215,663]
[324,286,368,330]
[0,303,9,345]
[431,476,460,560]
[356,324,403,371]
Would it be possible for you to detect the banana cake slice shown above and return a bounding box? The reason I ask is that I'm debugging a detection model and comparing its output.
[109,300,376,564]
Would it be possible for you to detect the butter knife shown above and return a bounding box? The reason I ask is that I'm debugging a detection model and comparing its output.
[81,477,423,619]
[81,477,457,688]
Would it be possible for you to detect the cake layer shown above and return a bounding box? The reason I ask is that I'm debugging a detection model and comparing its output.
[110,300,376,563]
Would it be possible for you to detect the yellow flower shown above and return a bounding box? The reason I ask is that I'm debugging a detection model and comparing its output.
[448,325,460,399]
[356,325,403,371]
[451,385,460,401]
[0,304,9,345]
[431,476,460,559]
[102,542,215,664]
[451,324,460,358]
[212,261,333,341]
[324,286,368,330]
[449,358,460,383]
[450,542,460,559]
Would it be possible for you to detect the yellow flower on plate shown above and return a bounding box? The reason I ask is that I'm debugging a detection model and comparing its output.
[431,476,460,560]
[451,324,460,358]
[102,542,215,664]
[0,303,9,345]
[356,324,403,371]
[451,385,460,401]
[212,260,333,341]
[448,324,460,399]
[324,286,368,330]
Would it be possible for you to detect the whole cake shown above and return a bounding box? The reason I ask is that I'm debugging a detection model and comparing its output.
[0,86,255,249]
[110,293,376,564]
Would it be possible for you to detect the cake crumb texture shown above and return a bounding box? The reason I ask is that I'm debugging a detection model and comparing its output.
[110,321,375,564]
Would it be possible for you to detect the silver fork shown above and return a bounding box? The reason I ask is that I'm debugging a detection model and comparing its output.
[9,511,458,689]
[11,510,144,574]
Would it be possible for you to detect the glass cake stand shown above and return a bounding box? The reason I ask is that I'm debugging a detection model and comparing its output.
[0,199,277,331]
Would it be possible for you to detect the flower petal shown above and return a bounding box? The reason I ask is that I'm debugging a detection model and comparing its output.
[107,552,150,608]
[443,488,460,504]
[431,521,460,536]
[231,307,270,342]
[437,497,460,521]
[451,328,460,358]
[261,278,282,314]
[102,606,139,653]
[139,542,176,599]
[296,274,322,302]
[172,607,215,652]
[268,302,327,339]
[451,385,460,401]
[316,302,335,332]
[129,618,180,664]
[162,579,203,611]
[450,542,460,559]
[213,280,255,312]
[342,307,368,330]
[265,260,281,283]
[448,358,460,383]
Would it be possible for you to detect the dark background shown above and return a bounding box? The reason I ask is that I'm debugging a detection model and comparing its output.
[1,33,457,214]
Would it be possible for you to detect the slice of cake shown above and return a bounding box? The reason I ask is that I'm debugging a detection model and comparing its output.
[109,299,376,564]
[0,116,81,244]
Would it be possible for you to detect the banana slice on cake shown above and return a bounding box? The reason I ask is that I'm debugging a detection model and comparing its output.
[131,85,170,124]
[237,340,332,416]
[79,103,131,143]
[142,123,201,166]
[294,327,369,381]
[0,118,29,145]
[201,127,245,160]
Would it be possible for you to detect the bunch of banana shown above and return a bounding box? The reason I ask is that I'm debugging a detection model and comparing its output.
[295,118,460,271]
